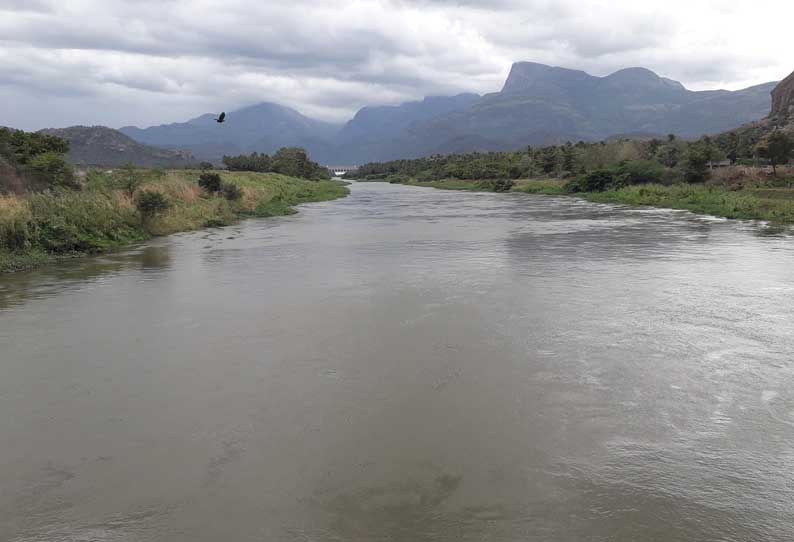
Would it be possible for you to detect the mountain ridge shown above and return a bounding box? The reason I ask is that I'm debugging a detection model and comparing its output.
[76,62,786,165]
[39,126,196,168]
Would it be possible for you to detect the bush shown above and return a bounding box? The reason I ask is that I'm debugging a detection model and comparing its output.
[565,170,616,192]
[615,160,665,185]
[117,163,143,196]
[198,172,222,193]
[386,173,410,184]
[221,182,243,201]
[26,152,79,189]
[136,190,170,219]
[27,190,141,253]
[477,179,514,192]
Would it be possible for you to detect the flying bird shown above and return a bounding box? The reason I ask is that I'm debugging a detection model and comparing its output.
[215,112,226,123]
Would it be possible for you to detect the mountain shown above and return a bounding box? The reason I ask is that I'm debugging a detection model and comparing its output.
[115,62,782,165]
[387,63,777,162]
[120,102,340,162]
[771,70,794,118]
[39,126,196,168]
[714,70,794,149]
[333,94,481,162]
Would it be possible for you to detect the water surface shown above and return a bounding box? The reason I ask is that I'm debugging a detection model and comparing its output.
[2,182,794,541]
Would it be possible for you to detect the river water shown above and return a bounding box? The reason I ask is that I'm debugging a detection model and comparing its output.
[2,181,794,541]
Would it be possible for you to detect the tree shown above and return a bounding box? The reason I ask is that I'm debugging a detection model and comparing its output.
[561,142,575,172]
[27,152,78,189]
[118,162,143,197]
[541,146,557,174]
[7,130,69,165]
[682,145,711,183]
[755,131,794,176]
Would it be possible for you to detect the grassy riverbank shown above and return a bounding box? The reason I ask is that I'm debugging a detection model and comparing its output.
[1,170,348,273]
[391,177,794,225]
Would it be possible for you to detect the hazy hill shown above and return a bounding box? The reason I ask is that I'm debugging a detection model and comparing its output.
[120,102,340,162]
[333,94,481,162]
[113,62,781,164]
[39,126,195,168]
[389,63,776,161]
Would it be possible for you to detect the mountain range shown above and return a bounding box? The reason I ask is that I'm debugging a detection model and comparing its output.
[40,126,195,168]
[60,62,783,166]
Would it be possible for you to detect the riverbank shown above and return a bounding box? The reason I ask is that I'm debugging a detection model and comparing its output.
[382,178,794,225]
[0,170,348,273]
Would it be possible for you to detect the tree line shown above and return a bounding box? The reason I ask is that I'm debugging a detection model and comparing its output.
[222,148,331,181]
[0,128,77,193]
[352,130,794,192]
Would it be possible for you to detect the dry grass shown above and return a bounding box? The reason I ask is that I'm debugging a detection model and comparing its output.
[2,169,349,273]
[0,194,29,217]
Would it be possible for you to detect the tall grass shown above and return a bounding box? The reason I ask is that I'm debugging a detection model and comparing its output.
[1,170,349,273]
[583,184,794,223]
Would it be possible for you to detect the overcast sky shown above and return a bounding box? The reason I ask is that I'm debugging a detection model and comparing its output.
[1,0,792,131]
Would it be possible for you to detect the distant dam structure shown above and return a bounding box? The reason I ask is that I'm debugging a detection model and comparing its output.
[326,165,358,177]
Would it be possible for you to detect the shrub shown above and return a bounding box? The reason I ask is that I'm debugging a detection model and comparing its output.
[198,172,222,193]
[117,163,143,196]
[565,170,616,192]
[682,145,713,183]
[386,173,410,184]
[221,182,243,201]
[136,190,170,219]
[28,190,141,253]
[26,152,79,189]
[615,160,665,185]
[477,179,514,192]
[199,161,214,171]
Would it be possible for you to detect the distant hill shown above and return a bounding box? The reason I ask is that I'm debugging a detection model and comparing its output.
[114,62,782,164]
[333,94,481,162]
[120,102,340,162]
[39,126,195,168]
[389,64,776,162]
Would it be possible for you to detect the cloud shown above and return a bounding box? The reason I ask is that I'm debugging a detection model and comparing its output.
[0,0,791,130]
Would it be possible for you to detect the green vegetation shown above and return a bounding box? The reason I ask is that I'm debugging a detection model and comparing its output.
[1,147,348,273]
[198,172,223,193]
[755,131,794,176]
[1,130,347,273]
[0,127,75,192]
[222,147,331,180]
[352,131,794,224]
[582,184,794,223]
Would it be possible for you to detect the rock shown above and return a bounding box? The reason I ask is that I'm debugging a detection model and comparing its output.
[770,70,794,118]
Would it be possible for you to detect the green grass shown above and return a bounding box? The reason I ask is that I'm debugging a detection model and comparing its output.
[581,184,794,224]
[403,179,491,191]
[1,170,349,273]
[397,175,794,224]
[512,179,567,195]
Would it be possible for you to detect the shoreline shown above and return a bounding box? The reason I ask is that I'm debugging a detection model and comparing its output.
[1,171,349,274]
[364,178,794,227]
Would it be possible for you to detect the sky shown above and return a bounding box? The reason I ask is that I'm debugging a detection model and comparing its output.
[1,0,792,131]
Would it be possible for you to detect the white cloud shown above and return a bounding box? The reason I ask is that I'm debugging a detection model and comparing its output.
[0,0,791,130]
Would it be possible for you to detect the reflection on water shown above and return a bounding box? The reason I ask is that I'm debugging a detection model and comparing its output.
[1,182,794,541]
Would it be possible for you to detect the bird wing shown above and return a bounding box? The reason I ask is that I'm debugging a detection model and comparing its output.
[219,112,226,122]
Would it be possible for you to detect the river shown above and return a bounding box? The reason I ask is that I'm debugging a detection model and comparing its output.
[2,181,794,541]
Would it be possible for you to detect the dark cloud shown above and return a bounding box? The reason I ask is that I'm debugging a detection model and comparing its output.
[0,0,790,130]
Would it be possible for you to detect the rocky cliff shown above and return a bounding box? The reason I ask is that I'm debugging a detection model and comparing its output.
[770,70,794,118]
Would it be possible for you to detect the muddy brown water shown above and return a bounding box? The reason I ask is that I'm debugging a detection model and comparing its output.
[2,181,794,541]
